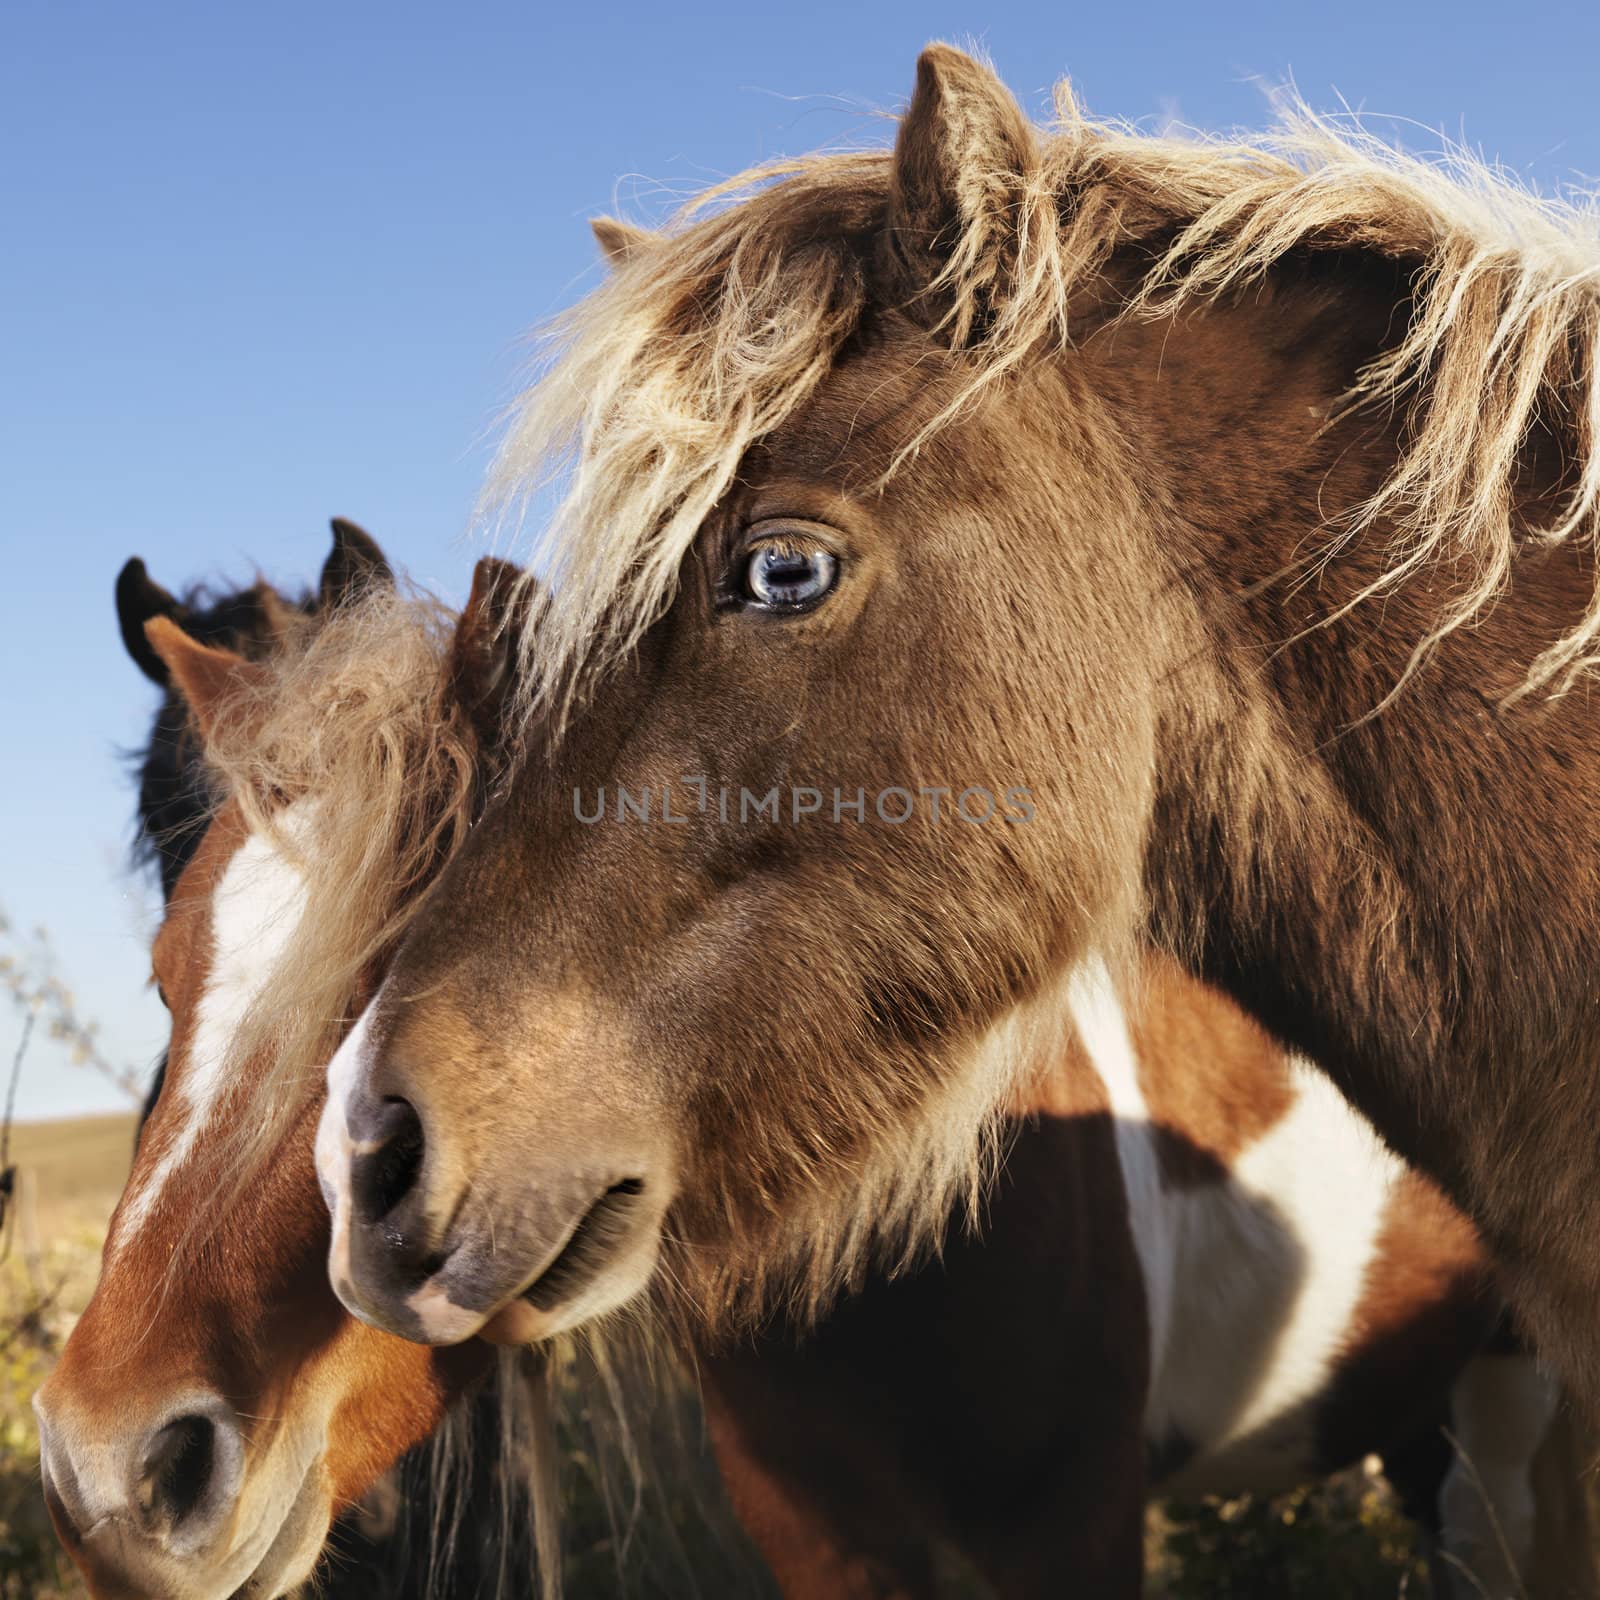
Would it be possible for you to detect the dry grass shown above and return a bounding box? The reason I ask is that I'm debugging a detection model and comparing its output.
[4,1117,135,1237]
[0,1113,131,1600]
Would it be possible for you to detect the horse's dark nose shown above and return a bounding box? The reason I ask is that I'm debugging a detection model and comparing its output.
[349,1095,426,1225]
[334,1092,463,1333]
[319,1004,672,1348]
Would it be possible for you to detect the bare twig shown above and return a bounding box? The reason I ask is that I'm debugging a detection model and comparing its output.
[0,904,144,1105]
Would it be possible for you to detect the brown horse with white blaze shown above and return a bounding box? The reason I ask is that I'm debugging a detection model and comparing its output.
[32,588,503,1600]
[101,528,549,1600]
[314,47,1600,1408]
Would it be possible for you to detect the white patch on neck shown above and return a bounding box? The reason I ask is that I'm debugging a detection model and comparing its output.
[1162,1061,1398,1485]
[1066,960,1178,1380]
[114,804,315,1251]
[1069,958,1403,1491]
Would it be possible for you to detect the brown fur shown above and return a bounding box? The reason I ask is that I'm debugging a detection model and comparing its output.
[1316,1170,1493,1470]
[1345,1171,1489,1371]
[696,1076,1151,1598]
[56,570,1573,1597]
[692,964,1532,1599]
[1127,960,1295,1187]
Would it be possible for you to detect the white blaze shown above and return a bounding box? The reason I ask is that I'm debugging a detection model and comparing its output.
[114,805,314,1249]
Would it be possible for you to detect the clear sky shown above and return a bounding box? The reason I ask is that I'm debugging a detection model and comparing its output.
[3,0,1597,1120]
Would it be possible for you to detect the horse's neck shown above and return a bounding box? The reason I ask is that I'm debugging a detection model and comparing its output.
[1110,267,1600,1393]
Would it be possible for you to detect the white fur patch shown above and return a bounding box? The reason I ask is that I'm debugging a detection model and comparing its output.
[1070,961,1401,1491]
[114,805,315,1249]
[1066,963,1178,1389]
[1159,1062,1398,1489]
[316,1001,380,1293]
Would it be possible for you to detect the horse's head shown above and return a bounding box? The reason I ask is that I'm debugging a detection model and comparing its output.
[315,47,1180,1347]
[36,563,507,1599]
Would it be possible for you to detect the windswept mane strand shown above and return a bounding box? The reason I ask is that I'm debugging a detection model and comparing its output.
[199,589,480,1178]
[489,154,883,731]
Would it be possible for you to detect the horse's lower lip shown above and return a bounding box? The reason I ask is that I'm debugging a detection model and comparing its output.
[476,1181,645,1345]
[227,1465,328,1599]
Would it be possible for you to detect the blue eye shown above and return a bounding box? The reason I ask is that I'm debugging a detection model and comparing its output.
[742,541,838,611]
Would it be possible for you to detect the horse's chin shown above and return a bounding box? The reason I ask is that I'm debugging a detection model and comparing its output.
[65,1467,331,1600]
[477,1207,666,1346]
[227,1468,329,1600]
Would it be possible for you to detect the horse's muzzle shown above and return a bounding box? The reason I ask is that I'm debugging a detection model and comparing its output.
[316,1001,670,1346]
[32,1381,324,1599]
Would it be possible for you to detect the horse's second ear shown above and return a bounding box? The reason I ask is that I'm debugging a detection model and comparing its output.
[116,558,188,685]
[451,557,533,751]
[144,616,269,745]
[591,216,657,268]
[320,518,395,610]
[885,44,1038,340]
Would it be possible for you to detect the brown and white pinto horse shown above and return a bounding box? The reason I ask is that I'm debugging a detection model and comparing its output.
[313,47,1600,1416]
[38,568,1594,1597]
[34,580,504,1599]
[707,956,1600,1599]
[109,528,544,1600]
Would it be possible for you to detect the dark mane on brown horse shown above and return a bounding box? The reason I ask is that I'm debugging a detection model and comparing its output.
[117,519,392,898]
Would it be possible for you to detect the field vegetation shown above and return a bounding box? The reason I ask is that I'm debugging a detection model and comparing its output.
[0,1116,1442,1598]
[1,1114,135,1600]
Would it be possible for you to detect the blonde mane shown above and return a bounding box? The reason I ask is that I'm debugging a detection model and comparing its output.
[198,588,479,1175]
[487,65,1600,719]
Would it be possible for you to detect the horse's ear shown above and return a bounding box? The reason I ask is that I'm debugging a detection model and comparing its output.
[451,557,533,751]
[591,216,656,268]
[144,616,269,745]
[253,582,301,646]
[885,44,1038,342]
[320,518,395,610]
[116,558,189,686]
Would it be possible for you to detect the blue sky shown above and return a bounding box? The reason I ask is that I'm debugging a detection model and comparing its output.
[3,0,1598,1119]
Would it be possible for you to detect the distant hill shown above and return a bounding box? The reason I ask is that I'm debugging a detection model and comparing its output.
[6,1113,136,1238]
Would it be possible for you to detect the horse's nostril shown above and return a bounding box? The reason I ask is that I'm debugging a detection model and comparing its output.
[351,1096,426,1224]
[135,1414,216,1531]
